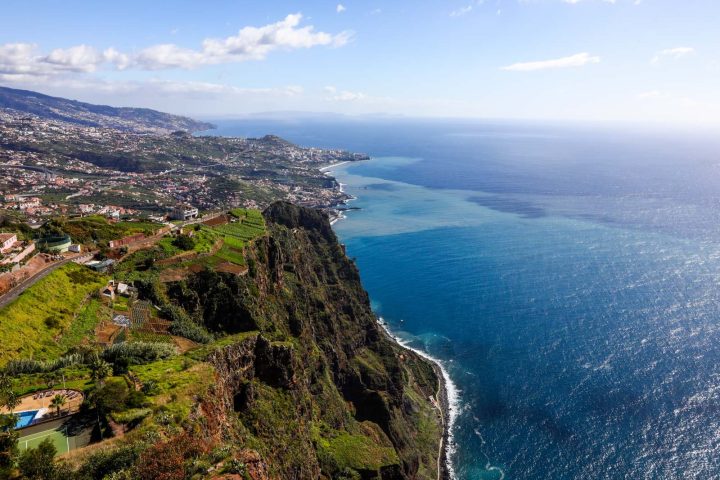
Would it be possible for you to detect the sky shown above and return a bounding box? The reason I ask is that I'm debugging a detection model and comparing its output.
[1,0,719,125]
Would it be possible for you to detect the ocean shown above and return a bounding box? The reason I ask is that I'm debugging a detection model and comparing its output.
[212,118,720,479]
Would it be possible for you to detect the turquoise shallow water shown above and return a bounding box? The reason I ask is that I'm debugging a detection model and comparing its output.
[331,157,720,479]
[213,119,720,479]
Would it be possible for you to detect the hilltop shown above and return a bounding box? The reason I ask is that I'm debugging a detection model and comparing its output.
[0,86,214,134]
[0,203,445,479]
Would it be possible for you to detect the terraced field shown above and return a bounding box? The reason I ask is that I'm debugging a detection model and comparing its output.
[201,208,266,267]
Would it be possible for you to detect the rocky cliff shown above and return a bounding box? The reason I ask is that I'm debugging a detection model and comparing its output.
[55,203,443,480]
[168,203,444,479]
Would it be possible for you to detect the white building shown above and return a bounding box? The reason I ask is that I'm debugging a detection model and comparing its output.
[170,205,199,221]
[0,233,17,254]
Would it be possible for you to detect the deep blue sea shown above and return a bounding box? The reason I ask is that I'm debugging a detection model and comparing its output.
[212,118,720,479]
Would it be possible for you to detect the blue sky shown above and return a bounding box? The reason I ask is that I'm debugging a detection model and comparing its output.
[1,0,719,125]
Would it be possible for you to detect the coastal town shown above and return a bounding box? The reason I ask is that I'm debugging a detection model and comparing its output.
[0,105,368,339]
[0,84,447,480]
[0,109,366,225]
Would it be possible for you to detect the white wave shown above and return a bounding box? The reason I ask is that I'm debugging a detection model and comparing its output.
[320,161,350,172]
[377,317,461,480]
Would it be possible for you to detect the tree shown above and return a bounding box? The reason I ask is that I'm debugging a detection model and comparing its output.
[172,234,195,251]
[44,372,59,390]
[0,374,20,415]
[89,355,112,385]
[49,394,67,417]
[91,379,129,414]
[17,437,57,479]
[2,392,19,415]
[0,375,20,476]
[0,374,10,395]
[0,414,18,477]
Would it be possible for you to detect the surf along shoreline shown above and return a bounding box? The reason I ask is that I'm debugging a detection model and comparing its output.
[381,323,457,480]
[378,317,459,480]
[324,162,456,480]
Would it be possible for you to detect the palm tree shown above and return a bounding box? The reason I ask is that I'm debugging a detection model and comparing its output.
[49,394,67,417]
[89,356,112,385]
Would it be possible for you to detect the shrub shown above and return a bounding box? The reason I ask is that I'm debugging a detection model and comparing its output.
[77,444,141,479]
[168,319,213,344]
[18,438,56,479]
[43,315,61,329]
[134,433,207,480]
[162,304,212,344]
[111,408,151,425]
[3,353,84,375]
[141,380,159,395]
[172,234,195,251]
[102,342,176,365]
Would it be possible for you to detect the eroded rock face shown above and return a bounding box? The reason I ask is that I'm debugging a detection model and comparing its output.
[184,203,443,479]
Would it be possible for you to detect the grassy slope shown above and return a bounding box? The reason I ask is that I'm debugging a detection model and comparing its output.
[60,216,160,246]
[0,263,107,366]
[1,206,440,478]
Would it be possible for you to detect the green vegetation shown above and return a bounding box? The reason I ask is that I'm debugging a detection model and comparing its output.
[213,244,245,265]
[316,429,399,472]
[0,203,441,479]
[41,215,160,246]
[57,299,108,353]
[132,355,214,420]
[0,263,107,366]
[17,438,61,478]
[102,342,176,365]
[172,234,195,251]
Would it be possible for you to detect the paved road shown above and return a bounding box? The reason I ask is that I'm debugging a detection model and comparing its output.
[0,257,74,310]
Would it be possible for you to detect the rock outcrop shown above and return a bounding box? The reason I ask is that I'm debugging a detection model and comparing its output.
[173,202,444,479]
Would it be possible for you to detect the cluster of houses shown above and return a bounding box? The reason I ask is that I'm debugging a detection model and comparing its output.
[101,279,137,300]
[0,233,35,266]
[0,231,83,269]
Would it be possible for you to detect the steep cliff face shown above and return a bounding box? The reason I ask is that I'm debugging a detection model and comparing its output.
[171,203,443,479]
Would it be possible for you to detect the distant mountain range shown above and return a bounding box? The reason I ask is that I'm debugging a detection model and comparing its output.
[0,85,214,134]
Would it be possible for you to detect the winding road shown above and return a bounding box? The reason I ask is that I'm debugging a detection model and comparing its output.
[0,253,93,310]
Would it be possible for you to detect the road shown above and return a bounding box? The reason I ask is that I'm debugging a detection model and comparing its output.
[0,253,92,310]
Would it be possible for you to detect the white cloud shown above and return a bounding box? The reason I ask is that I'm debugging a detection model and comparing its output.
[102,48,131,70]
[336,4,346,13]
[450,5,473,16]
[651,47,695,65]
[42,45,104,72]
[324,85,367,101]
[0,14,350,77]
[0,74,305,100]
[501,52,600,71]
[0,43,114,78]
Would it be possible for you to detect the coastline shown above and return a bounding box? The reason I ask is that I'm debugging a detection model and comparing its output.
[327,159,456,479]
[323,162,356,225]
[319,160,350,172]
[376,319,457,480]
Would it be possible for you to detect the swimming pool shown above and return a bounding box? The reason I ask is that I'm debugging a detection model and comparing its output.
[15,410,38,429]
